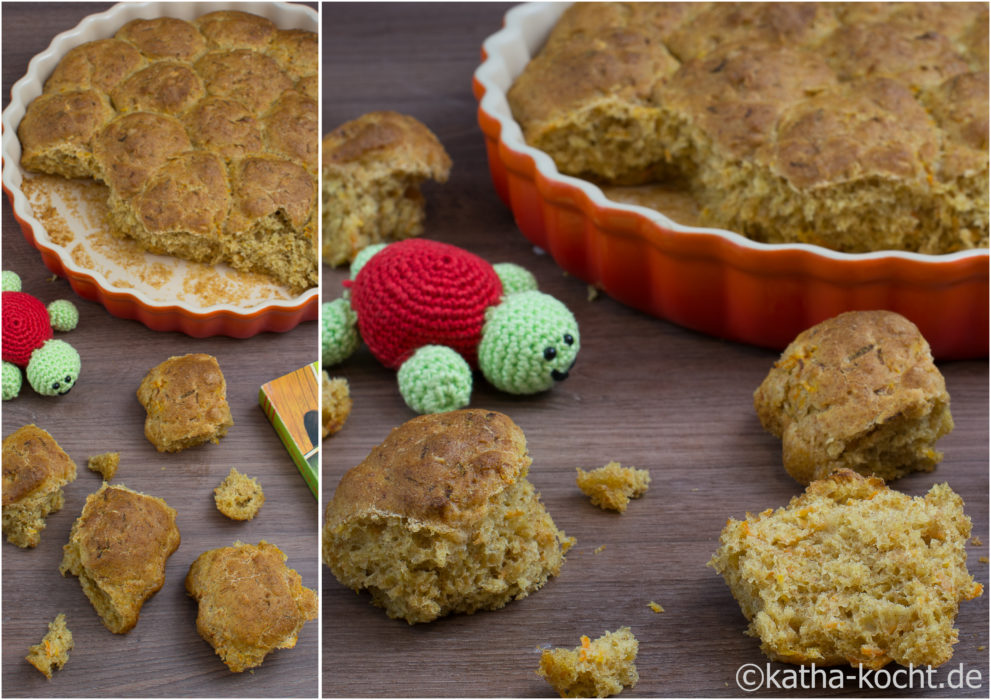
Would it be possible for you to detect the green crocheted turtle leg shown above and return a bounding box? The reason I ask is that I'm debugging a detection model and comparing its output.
[492,262,538,296]
[322,298,360,367]
[2,362,22,400]
[397,345,473,414]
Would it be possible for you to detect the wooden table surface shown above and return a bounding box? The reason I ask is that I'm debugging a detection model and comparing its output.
[2,4,319,697]
[320,3,990,698]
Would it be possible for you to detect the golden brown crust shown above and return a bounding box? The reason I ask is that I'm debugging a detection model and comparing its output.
[185,541,317,672]
[2,425,77,548]
[115,17,207,61]
[195,49,292,114]
[43,39,145,93]
[137,353,234,453]
[132,151,230,242]
[93,112,192,197]
[322,110,452,177]
[183,96,264,163]
[326,409,528,529]
[60,483,180,634]
[266,29,317,82]
[195,10,278,50]
[18,90,115,179]
[110,60,206,115]
[262,91,318,171]
[229,156,315,232]
[754,310,953,484]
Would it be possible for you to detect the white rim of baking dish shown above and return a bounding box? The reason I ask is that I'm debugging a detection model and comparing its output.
[474,1,989,265]
[1,1,320,317]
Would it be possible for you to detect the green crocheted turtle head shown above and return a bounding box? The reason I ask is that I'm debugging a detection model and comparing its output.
[478,290,580,395]
[26,339,81,397]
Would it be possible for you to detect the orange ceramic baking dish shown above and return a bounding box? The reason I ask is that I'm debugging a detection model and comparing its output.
[1,2,318,338]
[473,3,988,360]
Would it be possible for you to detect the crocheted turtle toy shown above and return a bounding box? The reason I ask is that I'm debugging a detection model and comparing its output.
[2,271,81,400]
[322,239,580,414]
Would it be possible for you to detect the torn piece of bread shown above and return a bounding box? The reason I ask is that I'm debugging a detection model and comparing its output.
[709,469,983,669]
[576,461,650,513]
[321,372,351,438]
[213,467,264,520]
[754,310,953,485]
[60,483,181,633]
[186,540,317,672]
[87,452,120,481]
[25,613,73,679]
[538,627,640,698]
[2,424,77,548]
[323,409,574,624]
[137,353,234,453]
[321,111,451,266]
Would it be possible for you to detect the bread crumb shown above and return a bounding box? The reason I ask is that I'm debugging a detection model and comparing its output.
[576,462,650,513]
[648,601,664,614]
[538,627,639,698]
[971,535,983,546]
[321,373,352,438]
[26,613,73,679]
[979,556,989,564]
[594,545,606,555]
[214,468,265,521]
[587,285,599,302]
[87,452,120,481]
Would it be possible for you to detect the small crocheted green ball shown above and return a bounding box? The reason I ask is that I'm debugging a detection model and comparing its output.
[492,263,538,296]
[2,362,22,400]
[479,290,580,395]
[26,340,81,397]
[2,271,22,292]
[397,345,472,414]
[350,243,388,279]
[47,300,79,332]
[321,298,359,367]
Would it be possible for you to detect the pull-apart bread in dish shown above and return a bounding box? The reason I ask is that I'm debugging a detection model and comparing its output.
[508,2,988,254]
[17,10,318,293]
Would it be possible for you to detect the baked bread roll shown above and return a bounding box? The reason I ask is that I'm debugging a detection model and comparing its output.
[323,409,574,623]
[508,2,988,253]
[60,483,180,634]
[137,353,234,453]
[754,310,953,485]
[321,111,452,266]
[709,470,983,668]
[17,11,318,293]
[185,540,317,672]
[2,424,77,548]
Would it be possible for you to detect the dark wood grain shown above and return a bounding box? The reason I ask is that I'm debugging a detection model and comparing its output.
[320,3,990,698]
[2,4,318,697]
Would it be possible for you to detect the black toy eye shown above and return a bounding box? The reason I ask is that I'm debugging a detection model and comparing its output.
[563,333,574,346]
[52,382,60,390]
[65,375,72,383]
[543,346,557,361]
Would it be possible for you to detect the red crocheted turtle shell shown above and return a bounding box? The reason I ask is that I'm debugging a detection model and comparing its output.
[2,291,53,367]
[350,239,503,370]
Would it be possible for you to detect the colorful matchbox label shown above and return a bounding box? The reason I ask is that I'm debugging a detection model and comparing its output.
[259,362,319,497]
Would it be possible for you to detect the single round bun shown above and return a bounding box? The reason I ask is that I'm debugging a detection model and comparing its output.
[323,409,574,624]
[754,310,953,484]
[2,424,78,548]
[185,540,317,672]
